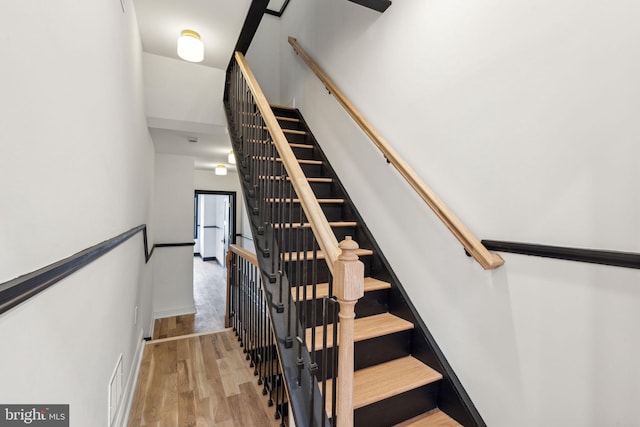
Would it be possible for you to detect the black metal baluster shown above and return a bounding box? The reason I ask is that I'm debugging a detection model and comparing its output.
[321,296,329,427]
[330,297,338,427]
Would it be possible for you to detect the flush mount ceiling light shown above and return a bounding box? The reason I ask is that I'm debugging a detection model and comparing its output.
[215,164,227,176]
[177,29,204,63]
[228,150,236,164]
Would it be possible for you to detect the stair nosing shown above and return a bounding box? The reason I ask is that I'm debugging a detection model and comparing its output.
[265,198,344,204]
[307,312,414,351]
[393,408,463,427]
[292,277,391,301]
[258,176,332,183]
[283,248,373,262]
[275,115,301,123]
[273,221,357,229]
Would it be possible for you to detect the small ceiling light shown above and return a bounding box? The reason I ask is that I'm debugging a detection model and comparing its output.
[177,29,204,63]
[215,164,227,176]
[228,150,236,164]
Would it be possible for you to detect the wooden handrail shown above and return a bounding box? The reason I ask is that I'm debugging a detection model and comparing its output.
[235,52,341,273]
[288,37,504,270]
[229,244,259,267]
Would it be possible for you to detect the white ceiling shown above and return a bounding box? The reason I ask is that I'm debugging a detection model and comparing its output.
[134,0,252,69]
[133,0,254,172]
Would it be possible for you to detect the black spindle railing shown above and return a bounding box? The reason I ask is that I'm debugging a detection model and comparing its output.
[225,52,344,426]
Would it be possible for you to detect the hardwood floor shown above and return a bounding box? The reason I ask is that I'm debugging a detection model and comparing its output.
[153,257,227,340]
[127,329,280,427]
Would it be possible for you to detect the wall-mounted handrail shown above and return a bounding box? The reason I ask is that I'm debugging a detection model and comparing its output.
[0,224,193,316]
[288,36,504,270]
[235,51,341,272]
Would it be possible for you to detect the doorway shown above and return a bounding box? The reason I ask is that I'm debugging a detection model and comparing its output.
[194,190,237,262]
[192,190,237,332]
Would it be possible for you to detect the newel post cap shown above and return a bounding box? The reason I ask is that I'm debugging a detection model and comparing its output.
[334,237,365,301]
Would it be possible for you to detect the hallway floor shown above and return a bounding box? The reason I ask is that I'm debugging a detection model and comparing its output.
[128,257,279,426]
[153,257,227,340]
[127,329,279,427]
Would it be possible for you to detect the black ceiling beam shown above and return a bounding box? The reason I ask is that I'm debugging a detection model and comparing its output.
[265,0,291,17]
[348,0,392,13]
[226,0,270,72]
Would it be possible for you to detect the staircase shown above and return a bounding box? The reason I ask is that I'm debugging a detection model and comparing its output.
[262,105,481,427]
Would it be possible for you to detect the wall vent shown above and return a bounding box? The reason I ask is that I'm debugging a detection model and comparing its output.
[108,354,123,426]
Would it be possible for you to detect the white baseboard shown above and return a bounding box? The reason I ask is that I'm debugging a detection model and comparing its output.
[152,305,196,320]
[117,328,145,427]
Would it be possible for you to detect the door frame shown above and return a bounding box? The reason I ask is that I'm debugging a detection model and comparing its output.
[194,190,237,254]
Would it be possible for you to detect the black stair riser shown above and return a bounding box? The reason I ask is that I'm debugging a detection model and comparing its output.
[272,226,357,252]
[299,288,390,328]
[275,119,303,131]
[307,181,335,198]
[271,107,299,119]
[354,382,440,427]
[289,145,316,160]
[283,131,308,144]
[282,257,373,288]
[312,330,412,379]
[268,203,345,224]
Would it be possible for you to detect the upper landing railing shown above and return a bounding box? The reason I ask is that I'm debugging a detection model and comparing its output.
[288,37,504,270]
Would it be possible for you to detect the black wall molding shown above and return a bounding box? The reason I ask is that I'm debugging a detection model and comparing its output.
[203,225,221,229]
[236,233,254,241]
[0,225,195,315]
[482,240,640,269]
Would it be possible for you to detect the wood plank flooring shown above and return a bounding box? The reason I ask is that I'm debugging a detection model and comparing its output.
[153,258,227,340]
[127,329,280,427]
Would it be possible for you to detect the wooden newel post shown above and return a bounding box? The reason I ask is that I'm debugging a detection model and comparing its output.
[334,237,365,427]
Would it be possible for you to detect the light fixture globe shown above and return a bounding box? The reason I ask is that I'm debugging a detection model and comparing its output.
[228,150,236,164]
[215,164,227,176]
[177,29,204,63]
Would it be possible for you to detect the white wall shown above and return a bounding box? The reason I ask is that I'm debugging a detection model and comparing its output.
[246,13,282,105]
[0,0,154,426]
[249,1,640,425]
[153,154,196,318]
[142,52,227,128]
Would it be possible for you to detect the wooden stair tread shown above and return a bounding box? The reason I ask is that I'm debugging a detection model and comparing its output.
[273,221,357,229]
[289,142,314,149]
[394,409,462,427]
[283,248,373,262]
[306,312,413,351]
[259,176,332,183]
[269,103,295,110]
[252,156,322,165]
[265,198,344,204]
[262,126,306,135]
[249,140,313,149]
[292,277,391,301]
[325,356,443,414]
[275,115,301,123]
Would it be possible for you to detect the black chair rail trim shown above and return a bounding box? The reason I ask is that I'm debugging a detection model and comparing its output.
[481,240,640,269]
[0,225,194,315]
